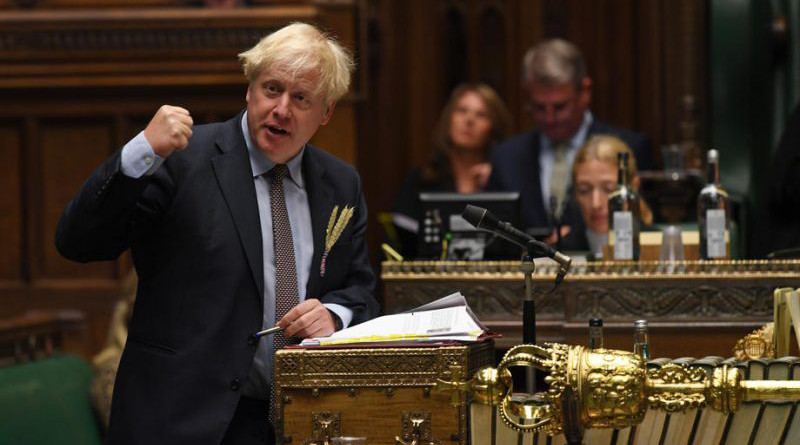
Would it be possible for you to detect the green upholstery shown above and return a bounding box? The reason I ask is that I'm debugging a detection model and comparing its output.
[710,0,800,256]
[0,354,101,445]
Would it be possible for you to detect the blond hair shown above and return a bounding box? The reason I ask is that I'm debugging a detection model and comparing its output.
[522,38,586,89]
[573,135,653,225]
[238,22,354,105]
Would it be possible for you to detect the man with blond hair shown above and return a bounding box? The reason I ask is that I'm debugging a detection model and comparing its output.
[487,38,652,238]
[56,23,378,445]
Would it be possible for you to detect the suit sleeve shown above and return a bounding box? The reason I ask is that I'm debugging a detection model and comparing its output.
[55,149,171,263]
[485,149,505,191]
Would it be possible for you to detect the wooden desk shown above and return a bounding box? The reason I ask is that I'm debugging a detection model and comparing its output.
[381,260,800,358]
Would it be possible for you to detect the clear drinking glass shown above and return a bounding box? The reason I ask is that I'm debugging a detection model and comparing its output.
[661,144,685,180]
[659,225,685,261]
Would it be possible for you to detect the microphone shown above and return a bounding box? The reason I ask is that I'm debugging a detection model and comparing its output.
[462,204,572,281]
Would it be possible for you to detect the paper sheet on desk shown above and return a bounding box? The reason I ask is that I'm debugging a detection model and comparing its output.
[301,292,487,346]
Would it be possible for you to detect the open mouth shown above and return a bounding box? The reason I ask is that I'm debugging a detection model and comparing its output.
[266,125,288,135]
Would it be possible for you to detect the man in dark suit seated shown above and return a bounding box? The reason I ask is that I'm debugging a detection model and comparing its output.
[55,23,379,445]
[486,39,653,239]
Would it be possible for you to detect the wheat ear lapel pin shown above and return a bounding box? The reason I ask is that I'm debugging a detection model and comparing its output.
[320,204,355,277]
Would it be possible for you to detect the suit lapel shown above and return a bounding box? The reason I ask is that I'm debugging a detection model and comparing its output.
[302,147,333,298]
[211,116,265,299]
[526,134,547,227]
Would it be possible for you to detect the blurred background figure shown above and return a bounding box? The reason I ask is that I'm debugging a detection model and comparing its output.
[563,135,653,259]
[391,82,512,258]
[486,39,652,239]
[89,271,137,431]
[764,102,800,258]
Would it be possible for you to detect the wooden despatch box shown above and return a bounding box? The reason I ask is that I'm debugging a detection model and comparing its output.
[274,341,495,444]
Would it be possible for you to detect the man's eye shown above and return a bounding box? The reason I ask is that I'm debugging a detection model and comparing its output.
[295,94,306,102]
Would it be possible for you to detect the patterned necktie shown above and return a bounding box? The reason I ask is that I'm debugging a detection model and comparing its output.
[550,143,569,219]
[269,163,297,425]
[270,163,298,352]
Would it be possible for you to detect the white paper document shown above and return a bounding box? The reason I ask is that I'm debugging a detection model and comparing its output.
[300,292,487,346]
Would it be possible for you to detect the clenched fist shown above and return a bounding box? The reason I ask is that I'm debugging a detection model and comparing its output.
[143,105,194,158]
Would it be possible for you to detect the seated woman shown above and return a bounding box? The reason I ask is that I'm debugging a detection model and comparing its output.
[391,83,512,257]
[563,134,653,259]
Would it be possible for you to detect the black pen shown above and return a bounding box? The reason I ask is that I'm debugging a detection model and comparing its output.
[253,325,286,338]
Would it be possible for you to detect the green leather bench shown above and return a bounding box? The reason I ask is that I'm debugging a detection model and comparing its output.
[0,354,101,445]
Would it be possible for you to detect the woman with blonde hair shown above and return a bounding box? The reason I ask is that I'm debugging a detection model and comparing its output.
[564,134,653,259]
[392,82,512,256]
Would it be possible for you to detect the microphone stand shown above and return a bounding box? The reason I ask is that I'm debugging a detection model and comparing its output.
[550,196,564,251]
[522,246,536,394]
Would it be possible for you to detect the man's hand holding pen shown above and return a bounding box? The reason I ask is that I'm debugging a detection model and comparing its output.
[254,299,338,339]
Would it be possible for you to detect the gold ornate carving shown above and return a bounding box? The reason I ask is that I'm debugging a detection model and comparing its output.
[383,261,796,350]
[732,323,774,360]
[646,364,706,411]
[440,343,800,436]
[275,341,492,443]
[393,283,564,318]
[396,412,440,445]
[382,259,800,281]
[305,411,341,445]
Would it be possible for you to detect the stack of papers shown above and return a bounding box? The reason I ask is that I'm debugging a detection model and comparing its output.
[300,292,488,346]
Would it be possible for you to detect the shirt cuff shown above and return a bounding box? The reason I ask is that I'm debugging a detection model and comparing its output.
[121,131,165,178]
[322,303,353,329]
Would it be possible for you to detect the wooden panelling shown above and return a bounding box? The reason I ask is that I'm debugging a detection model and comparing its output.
[0,3,362,357]
[312,103,356,164]
[540,0,707,162]
[0,6,320,88]
[38,119,117,281]
[0,0,178,8]
[0,0,713,355]
[0,123,23,284]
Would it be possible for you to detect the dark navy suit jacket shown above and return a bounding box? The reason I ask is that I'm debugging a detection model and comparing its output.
[56,111,378,445]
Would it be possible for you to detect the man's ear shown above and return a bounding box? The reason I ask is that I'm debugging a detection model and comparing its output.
[321,101,337,125]
[579,77,593,106]
[632,174,641,190]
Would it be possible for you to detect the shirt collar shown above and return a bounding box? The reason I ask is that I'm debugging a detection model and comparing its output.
[242,110,305,188]
[540,110,594,153]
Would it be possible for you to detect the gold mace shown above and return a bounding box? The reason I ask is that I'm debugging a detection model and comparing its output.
[436,343,800,435]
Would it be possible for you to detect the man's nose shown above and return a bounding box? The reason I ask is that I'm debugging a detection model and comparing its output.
[272,94,291,119]
[543,107,556,123]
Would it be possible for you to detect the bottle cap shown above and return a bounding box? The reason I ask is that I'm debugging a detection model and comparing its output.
[707,149,719,161]
[589,318,603,327]
[634,319,648,329]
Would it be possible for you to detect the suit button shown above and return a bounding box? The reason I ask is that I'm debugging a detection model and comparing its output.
[230,379,241,391]
[247,335,258,346]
